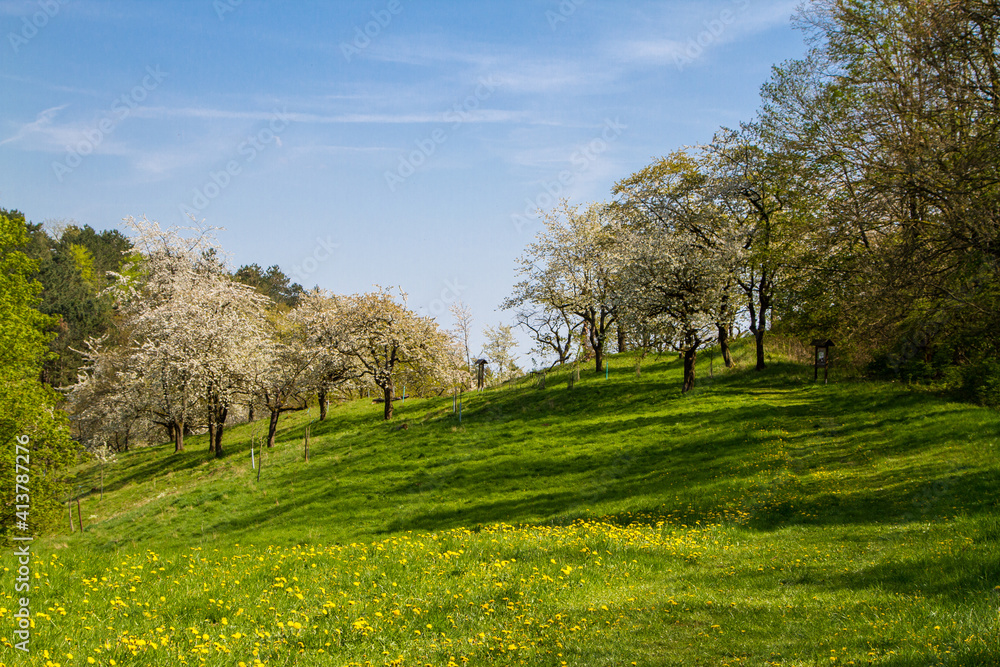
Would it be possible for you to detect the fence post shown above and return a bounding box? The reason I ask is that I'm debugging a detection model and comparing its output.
[304,423,310,462]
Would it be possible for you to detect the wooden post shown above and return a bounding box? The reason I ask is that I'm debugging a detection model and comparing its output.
[304,423,310,462]
[77,499,84,532]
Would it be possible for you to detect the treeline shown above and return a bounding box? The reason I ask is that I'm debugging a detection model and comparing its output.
[506,0,1000,403]
[64,217,463,458]
[1,212,463,536]
[1,210,76,539]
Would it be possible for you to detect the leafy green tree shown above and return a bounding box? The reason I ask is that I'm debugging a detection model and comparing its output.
[234,263,305,308]
[761,0,1000,370]
[481,323,520,385]
[0,210,76,541]
[17,218,132,388]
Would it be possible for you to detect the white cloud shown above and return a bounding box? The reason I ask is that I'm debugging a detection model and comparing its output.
[0,105,66,147]
[605,0,799,66]
[0,104,137,158]
[131,105,535,126]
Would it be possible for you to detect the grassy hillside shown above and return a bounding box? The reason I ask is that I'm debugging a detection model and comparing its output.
[3,341,999,666]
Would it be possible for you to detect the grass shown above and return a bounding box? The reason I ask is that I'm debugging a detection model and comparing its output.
[3,338,999,666]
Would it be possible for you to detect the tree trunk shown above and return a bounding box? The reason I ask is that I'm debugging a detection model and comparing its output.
[717,323,734,368]
[213,405,228,458]
[754,271,771,370]
[248,401,255,423]
[594,343,604,374]
[383,384,394,421]
[635,348,647,377]
[617,325,627,353]
[755,329,766,370]
[318,387,328,421]
[682,347,698,393]
[580,321,595,362]
[207,408,216,454]
[206,387,216,454]
[267,409,280,448]
[174,419,185,452]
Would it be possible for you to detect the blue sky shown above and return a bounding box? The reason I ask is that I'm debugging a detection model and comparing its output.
[1,0,807,365]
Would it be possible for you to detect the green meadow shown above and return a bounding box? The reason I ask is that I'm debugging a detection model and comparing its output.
[4,340,999,666]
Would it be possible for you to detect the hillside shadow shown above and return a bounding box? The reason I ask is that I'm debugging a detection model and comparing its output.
[247,373,992,537]
[87,353,1000,545]
[74,443,208,499]
[827,546,1000,602]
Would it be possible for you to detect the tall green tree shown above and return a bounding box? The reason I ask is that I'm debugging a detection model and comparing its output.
[19,219,132,388]
[0,210,76,541]
[234,263,305,308]
[762,0,1000,368]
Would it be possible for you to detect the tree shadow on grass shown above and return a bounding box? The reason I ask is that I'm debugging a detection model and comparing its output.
[878,652,1000,667]
[85,356,1000,550]
[830,549,1000,603]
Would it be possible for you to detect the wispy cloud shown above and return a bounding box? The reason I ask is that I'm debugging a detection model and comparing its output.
[0,73,100,97]
[289,144,392,157]
[0,0,129,20]
[131,106,536,126]
[613,39,687,63]
[0,105,81,150]
[361,34,499,69]
[492,60,615,95]
[605,0,798,66]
